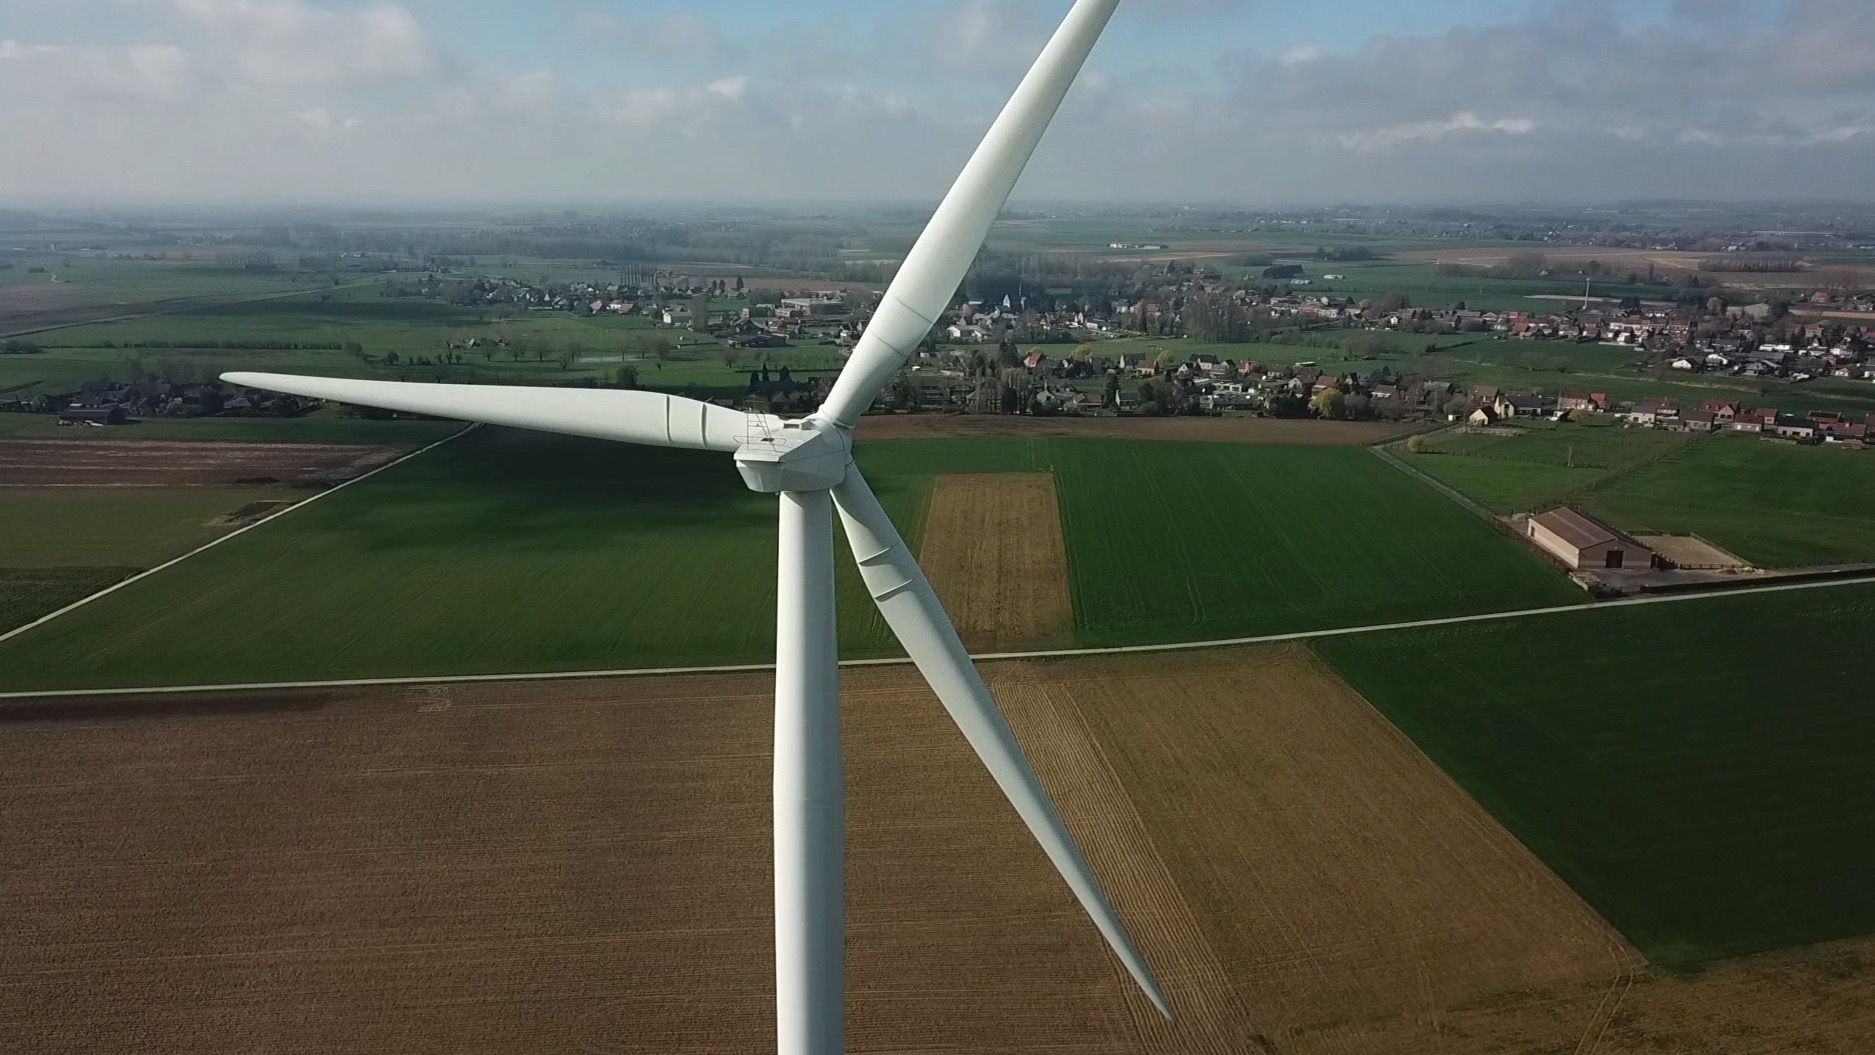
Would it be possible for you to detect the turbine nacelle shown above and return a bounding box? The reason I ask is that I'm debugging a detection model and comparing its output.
[734,419,852,493]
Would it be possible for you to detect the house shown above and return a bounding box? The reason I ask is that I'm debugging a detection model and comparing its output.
[1557,390,1607,413]
[58,405,127,426]
[1731,407,1776,433]
[1493,392,1550,418]
[1527,507,1648,570]
[1768,417,1817,440]
[1699,400,1739,425]
[1680,408,1718,432]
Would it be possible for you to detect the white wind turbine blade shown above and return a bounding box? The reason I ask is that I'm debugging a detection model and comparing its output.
[815,0,1120,427]
[831,470,1174,1020]
[222,372,777,451]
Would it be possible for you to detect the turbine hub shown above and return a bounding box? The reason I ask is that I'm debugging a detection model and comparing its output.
[734,418,851,493]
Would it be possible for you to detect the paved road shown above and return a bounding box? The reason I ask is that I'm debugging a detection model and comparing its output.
[3,567,1870,700]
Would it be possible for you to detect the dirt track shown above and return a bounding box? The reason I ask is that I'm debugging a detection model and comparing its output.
[4,651,1872,1053]
[0,439,403,487]
[919,473,1073,650]
[857,414,1414,444]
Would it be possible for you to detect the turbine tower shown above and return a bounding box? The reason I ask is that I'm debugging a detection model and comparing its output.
[224,1,1171,1049]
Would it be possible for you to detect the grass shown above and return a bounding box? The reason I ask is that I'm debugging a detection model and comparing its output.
[0,427,928,691]
[1315,582,1875,968]
[0,567,139,635]
[0,488,303,567]
[1403,420,1695,513]
[0,410,464,443]
[0,431,1586,691]
[1578,433,1875,567]
[1052,439,1583,645]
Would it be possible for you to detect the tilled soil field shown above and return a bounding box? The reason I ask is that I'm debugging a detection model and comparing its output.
[856,415,1414,445]
[3,651,1871,1053]
[919,473,1073,650]
[0,439,403,487]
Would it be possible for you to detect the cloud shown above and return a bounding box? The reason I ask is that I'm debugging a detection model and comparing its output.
[0,40,195,102]
[3,0,1875,204]
[1338,112,1536,152]
[630,13,732,59]
[170,0,434,87]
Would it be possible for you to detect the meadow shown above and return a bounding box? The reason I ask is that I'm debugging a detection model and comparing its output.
[1402,419,1695,513]
[1315,581,1875,967]
[1579,433,1875,567]
[1051,439,1581,645]
[0,488,304,567]
[3,280,845,401]
[0,431,1582,691]
[0,409,463,443]
[0,428,932,690]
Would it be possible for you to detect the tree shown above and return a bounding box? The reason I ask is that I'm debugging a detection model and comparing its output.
[1311,387,1346,419]
[616,365,640,388]
[1443,395,1470,420]
[645,333,673,366]
[555,347,576,371]
[1103,373,1120,407]
[1406,433,1429,454]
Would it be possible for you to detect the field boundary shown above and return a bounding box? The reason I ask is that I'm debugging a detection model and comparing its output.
[1371,439,1491,518]
[7,567,1875,700]
[0,424,472,647]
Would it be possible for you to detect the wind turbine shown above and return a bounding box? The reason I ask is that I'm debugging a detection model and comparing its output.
[223,1,1171,1050]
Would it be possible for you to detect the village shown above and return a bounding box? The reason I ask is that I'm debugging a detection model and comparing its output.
[9,256,1875,442]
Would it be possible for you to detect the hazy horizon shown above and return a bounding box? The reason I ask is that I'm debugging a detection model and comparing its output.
[6,0,1875,207]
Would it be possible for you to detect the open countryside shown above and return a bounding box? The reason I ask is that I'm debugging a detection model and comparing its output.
[0,428,1580,691]
[10,0,1875,1040]
[18,650,1875,1054]
[1317,582,1875,968]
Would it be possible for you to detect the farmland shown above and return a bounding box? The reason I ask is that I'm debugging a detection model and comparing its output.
[1402,420,1695,513]
[1315,581,1875,968]
[0,432,1583,692]
[1,280,845,404]
[0,434,427,634]
[919,473,1073,651]
[1578,433,1875,567]
[9,648,1875,1052]
[1054,440,1582,646]
[0,410,463,443]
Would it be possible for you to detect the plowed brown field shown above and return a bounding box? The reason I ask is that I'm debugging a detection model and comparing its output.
[919,473,1072,650]
[856,415,1413,444]
[0,439,402,487]
[3,650,1870,1053]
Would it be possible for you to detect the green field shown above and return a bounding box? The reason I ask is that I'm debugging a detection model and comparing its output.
[0,567,138,636]
[1051,440,1582,645]
[0,428,927,690]
[1403,420,1695,513]
[0,409,464,443]
[1316,582,1875,968]
[4,280,844,401]
[0,431,1583,690]
[1579,433,1875,567]
[0,485,312,633]
[0,488,303,567]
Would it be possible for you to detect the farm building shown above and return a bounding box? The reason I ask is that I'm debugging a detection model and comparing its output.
[1527,507,1648,570]
[58,405,127,426]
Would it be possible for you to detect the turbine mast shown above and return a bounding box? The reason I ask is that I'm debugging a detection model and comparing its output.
[773,489,844,1055]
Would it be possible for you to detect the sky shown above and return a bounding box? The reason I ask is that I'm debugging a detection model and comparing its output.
[3,0,1874,207]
